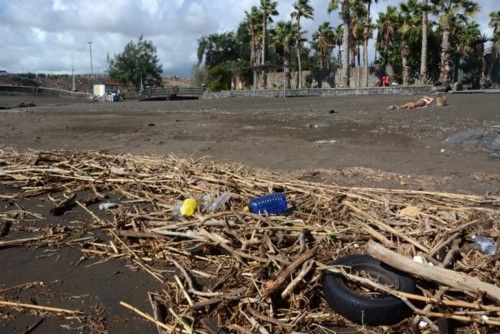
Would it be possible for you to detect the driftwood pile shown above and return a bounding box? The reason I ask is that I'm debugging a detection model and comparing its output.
[0,149,499,333]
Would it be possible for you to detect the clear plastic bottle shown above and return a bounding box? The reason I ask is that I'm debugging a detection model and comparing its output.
[249,193,288,215]
[473,235,497,255]
[204,192,231,213]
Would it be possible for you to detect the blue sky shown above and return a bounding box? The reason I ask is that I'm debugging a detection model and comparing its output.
[0,0,497,76]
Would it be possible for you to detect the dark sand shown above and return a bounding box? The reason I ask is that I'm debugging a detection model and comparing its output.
[1,92,499,333]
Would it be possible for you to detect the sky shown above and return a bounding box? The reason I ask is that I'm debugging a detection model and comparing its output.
[0,0,497,76]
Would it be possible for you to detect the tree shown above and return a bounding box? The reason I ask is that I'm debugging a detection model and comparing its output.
[489,11,500,84]
[259,0,279,89]
[108,36,162,91]
[360,1,378,87]
[271,21,296,89]
[376,6,399,69]
[197,33,238,68]
[329,0,354,87]
[420,0,431,84]
[312,22,337,69]
[245,6,263,90]
[431,0,480,85]
[291,0,314,88]
[399,1,420,85]
[196,33,240,91]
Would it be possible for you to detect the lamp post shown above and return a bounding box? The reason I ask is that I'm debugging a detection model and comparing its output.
[88,41,94,77]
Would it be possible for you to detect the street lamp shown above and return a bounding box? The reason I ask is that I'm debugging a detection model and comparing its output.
[88,41,94,77]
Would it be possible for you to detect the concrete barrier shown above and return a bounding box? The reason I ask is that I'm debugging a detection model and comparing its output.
[202,86,436,99]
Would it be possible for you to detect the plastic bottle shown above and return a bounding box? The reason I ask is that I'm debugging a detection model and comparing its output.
[473,235,497,255]
[205,192,231,213]
[172,198,197,218]
[249,193,288,215]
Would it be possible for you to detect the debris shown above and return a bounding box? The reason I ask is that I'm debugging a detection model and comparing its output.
[366,241,500,303]
[148,123,155,127]
[98,202,119,210]
[329,109,336,114]
[0,299,82,315]
[0,149,499,332]
[203,192,231,214]
[436,95,448,107]
[307,122,331,129]
[398,206,421,218]
[472,235,497,255]
[50,193,77,216]
[249,192,288,215]
[313,139,339,146]
[172,198,197,217]
[0,221,11,237]
[323,254,416,325]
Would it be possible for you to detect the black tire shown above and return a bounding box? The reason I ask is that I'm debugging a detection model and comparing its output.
[322,254,416,326]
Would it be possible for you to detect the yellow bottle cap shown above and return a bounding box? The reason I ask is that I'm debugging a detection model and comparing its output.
[180,198,197,217]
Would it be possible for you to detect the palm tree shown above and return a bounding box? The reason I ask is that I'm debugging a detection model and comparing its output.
[360,1,377,87]
[351,3,365,68]
[420,0,431,84]
[291,0,314,89]
[329,0,354,87]
[431,0,479,85]
[335,25,344,62]
[490,11,500,34]
[312,22,337,69]
[398,2,418,85]
[271,21,296,89]
[376,6,398,70]
[490,11,500,57]
[259,0,279,89]
[245,6,263,91]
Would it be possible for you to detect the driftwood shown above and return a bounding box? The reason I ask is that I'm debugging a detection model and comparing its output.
[0,149,498,332]
[366,240,500,303]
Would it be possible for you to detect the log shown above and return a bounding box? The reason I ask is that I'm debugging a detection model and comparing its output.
[366,241,500,303]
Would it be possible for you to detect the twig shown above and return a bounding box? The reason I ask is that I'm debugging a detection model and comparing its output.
[120,301,173,332]
[0,300,82,315]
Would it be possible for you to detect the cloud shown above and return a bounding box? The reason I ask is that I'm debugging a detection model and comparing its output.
[0,0,495,75]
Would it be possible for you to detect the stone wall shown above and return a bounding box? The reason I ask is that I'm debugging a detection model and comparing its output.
[202,85,436,99]
[243,67,380,90]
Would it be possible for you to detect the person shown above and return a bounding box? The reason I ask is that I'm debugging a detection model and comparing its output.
[382,75,390,87]
[389,96,434,110]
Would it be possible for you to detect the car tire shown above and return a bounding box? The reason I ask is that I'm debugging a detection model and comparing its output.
[322,254,416,326]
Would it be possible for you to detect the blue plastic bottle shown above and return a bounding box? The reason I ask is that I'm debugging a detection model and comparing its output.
[249,193,288,215]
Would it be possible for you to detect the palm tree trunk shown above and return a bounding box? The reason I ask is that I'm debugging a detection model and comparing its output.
[402,41,410,85]
[285,54,291,89]
[296,17,302,89]
[363,2,371,87]
[262,17,267,90]
[439,17,452,84]
[341,1,351,87]
[419,0,428,84]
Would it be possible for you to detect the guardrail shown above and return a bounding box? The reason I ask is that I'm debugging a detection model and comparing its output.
[0,85,91,98]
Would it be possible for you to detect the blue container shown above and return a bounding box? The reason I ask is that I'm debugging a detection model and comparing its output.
[249,193,288,215]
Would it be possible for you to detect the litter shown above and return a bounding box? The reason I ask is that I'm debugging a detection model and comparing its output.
[0,149,499,332]
[98,202,119,210]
